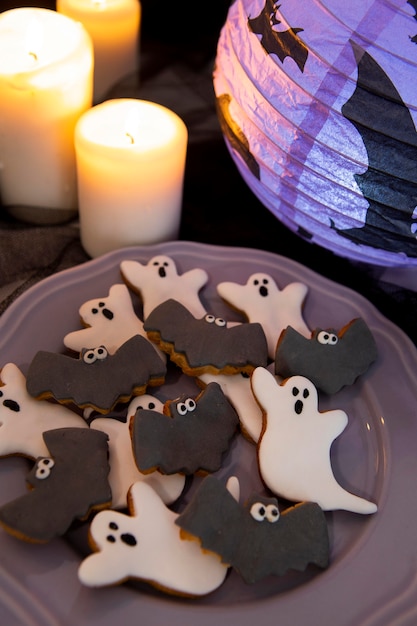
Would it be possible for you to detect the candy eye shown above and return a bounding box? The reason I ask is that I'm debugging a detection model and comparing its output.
[215,317,226,327]
[265,504,280,523]
[176,398,196,415]
[35,457,55,479]
[317,331,338,345]
[250,502,267,521]
[83,346,108,364]
[205,314,215,324]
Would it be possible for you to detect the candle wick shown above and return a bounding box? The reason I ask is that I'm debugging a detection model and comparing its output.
[125,132,135,144]
[28,51,38,62]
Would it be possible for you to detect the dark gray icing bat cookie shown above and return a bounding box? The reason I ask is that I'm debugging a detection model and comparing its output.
[275,318,378,394]
[26,334,167,413]
[143,299,268,376]
[176,475,330,584]
[0,428,111,543]
[130,382,239,475]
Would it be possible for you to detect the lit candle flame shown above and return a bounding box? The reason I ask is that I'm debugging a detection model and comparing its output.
[25,15,43,63]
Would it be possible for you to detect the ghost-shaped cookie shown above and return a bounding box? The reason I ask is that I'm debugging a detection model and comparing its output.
[78,480,229,596]
[63,283,164,362]
[120,254,209,319]
[0,362,88,460]
[217,272,310,359]
[251,367,378,514]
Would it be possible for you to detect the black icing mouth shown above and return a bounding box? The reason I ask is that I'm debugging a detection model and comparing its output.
[158,267,167,278]
[102,308,114,320]
[259,285,268,297]
[3,399,20,412]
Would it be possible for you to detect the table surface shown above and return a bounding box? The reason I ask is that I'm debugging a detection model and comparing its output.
[1,0,416,346]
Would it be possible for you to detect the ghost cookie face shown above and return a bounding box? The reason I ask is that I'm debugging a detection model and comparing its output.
[120,254,209,320]
[251,367,378,514]
[217,273,310,359]
[78,480,228,596]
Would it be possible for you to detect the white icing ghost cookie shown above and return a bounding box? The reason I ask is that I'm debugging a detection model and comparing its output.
[217,273,310,359]
[78,480,229,596]
[90,395,186,509]
[251,367,378,514]
[120,255,209,320]
[63,283,164,361]
[0,363,88,460]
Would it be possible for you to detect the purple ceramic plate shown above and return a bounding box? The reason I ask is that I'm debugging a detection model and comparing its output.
[0,241,416,626]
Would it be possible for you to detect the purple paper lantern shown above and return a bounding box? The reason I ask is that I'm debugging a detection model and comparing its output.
[214,0,417,266]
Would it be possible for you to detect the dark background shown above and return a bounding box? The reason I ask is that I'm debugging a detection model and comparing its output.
[1,0,416,344]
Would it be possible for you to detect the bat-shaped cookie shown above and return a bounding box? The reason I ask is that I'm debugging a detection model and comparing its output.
[143,299,268,376]
[130,382,239,475]
[0,428,111,543]
[275,318,378,394]
[26,334,167,414]
[176,475,329,584]
[248,0,308,72]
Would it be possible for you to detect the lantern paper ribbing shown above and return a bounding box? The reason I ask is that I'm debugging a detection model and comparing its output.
[214,0,417,266]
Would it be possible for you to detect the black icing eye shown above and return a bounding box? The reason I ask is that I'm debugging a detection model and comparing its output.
[35,457,55,479]
[109,521,118,530]
[303,387,309,399]
[254,279,259,286]
[250,502,267,521]
[215,317,226,327]
[317,330,338,346]
[176,398,196,415]
[292,386,299,397]
[265,503,280,523]
[0,390,3,398]
[205,314,215,324]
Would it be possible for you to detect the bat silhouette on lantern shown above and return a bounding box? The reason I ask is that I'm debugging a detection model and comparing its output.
[176,474,330,584]
[25,334,167,414]
[130,382,239,475]
[274,317,378,394]
[143,299,268,376]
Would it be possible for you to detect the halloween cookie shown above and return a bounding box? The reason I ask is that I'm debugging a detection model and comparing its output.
[63,283,164,361]
[130,382,239,475]
[26,335,166,414]
[0,428,112,543]
[217,272,310,359]
[251,367,378,514]
[120,254,209,319]
[176,475,330,583]
[78,480,229,596]
[143,299,268,377]
[274,318,378,394]
[0,362,88,460]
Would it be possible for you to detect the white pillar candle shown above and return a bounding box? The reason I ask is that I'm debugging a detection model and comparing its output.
[74,98,188,258]
[0,8,93,225]
[57,0,141,103]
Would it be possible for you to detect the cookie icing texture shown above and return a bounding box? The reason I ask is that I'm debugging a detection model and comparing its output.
[217,273,310,359]
[251,367,378,514]
[120,254,209,319]
[78,480,228,596]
